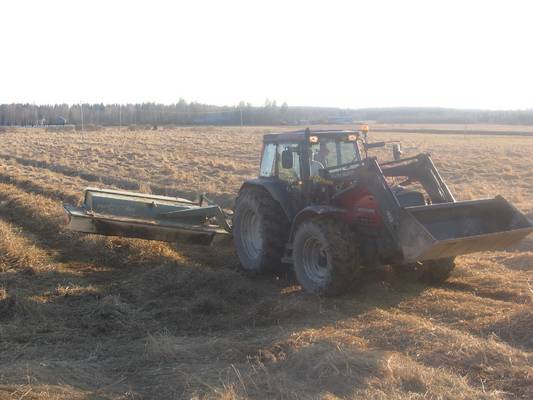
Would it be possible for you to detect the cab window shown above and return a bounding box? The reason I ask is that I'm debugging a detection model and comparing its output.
[277,143,301,183]
[339,141,360,164]
[310,139,360,175]
[313,141,337,167]
[259,143,276,177]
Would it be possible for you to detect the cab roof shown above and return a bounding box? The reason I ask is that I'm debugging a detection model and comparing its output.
[263,129,360,143]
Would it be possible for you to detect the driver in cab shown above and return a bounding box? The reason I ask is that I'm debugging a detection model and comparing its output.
[310,142,329,176]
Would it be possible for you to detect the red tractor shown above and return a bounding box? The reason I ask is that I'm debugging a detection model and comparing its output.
[231,128,532,294]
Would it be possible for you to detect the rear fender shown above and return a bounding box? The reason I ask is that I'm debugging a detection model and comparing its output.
[288,205,347,243]
[239,179,294,220]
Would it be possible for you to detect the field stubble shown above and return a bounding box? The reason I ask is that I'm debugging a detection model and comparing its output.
[0,126,531,399]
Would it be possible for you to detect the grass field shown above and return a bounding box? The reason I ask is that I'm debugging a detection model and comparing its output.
[0,126,531,399]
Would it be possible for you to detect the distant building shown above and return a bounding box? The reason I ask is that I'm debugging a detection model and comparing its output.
[56,116,67,125]
[326,116,353,124]
[192,113,236,124]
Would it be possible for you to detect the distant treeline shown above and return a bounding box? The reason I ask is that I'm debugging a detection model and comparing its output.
[1,101,533,126]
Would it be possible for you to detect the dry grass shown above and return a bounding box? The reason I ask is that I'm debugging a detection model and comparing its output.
[0,125,531,399]
[45,125,76,133]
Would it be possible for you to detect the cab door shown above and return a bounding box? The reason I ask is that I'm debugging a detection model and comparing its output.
[276,142,305,213]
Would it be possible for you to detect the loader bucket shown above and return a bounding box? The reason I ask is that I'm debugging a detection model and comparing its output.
[63,188,231,245]
[398,196,533,263]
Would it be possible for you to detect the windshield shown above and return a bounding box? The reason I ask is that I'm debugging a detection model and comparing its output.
[309,139,360,176]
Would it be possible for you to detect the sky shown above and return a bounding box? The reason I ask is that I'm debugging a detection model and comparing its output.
[1,0,532,109]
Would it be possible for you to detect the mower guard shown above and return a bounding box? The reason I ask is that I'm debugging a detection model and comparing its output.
[397,196,533,263]
[63,188,231,245]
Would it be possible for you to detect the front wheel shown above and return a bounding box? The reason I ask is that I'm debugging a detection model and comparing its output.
[293,218,360,296]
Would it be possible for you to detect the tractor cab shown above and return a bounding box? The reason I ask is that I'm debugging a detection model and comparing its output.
[259,128,365,185]
[256,129,370,220]
[256,127,392,219]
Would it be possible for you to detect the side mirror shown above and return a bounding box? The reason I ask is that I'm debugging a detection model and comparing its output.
[281,149,293,169]
[392,143,402,161]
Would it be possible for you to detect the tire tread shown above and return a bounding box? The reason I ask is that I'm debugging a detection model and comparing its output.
[233,186,289,273]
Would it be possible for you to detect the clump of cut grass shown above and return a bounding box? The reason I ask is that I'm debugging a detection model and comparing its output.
[81,295,140,336]
[0,219,48,272]
[145,332,254,364]
[481,307,533,351]
[206,341,493,399]
[0,287,40,321]
[54,283,99,298]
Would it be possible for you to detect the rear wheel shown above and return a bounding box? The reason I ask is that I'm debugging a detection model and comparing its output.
[293,218,360,296]
[233,186,289,274]
[393,257,455,284]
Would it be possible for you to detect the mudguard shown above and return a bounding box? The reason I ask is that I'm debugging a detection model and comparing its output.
[239,178,295,220]
[288,205,347,243]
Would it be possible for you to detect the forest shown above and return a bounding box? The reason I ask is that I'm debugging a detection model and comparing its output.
[1,101,533,126]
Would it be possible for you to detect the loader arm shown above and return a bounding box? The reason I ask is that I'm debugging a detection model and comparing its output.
[370,155,533,263]
[380,153,454,203]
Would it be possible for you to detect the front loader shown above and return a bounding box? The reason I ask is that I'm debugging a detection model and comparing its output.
[64,127,533,295]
